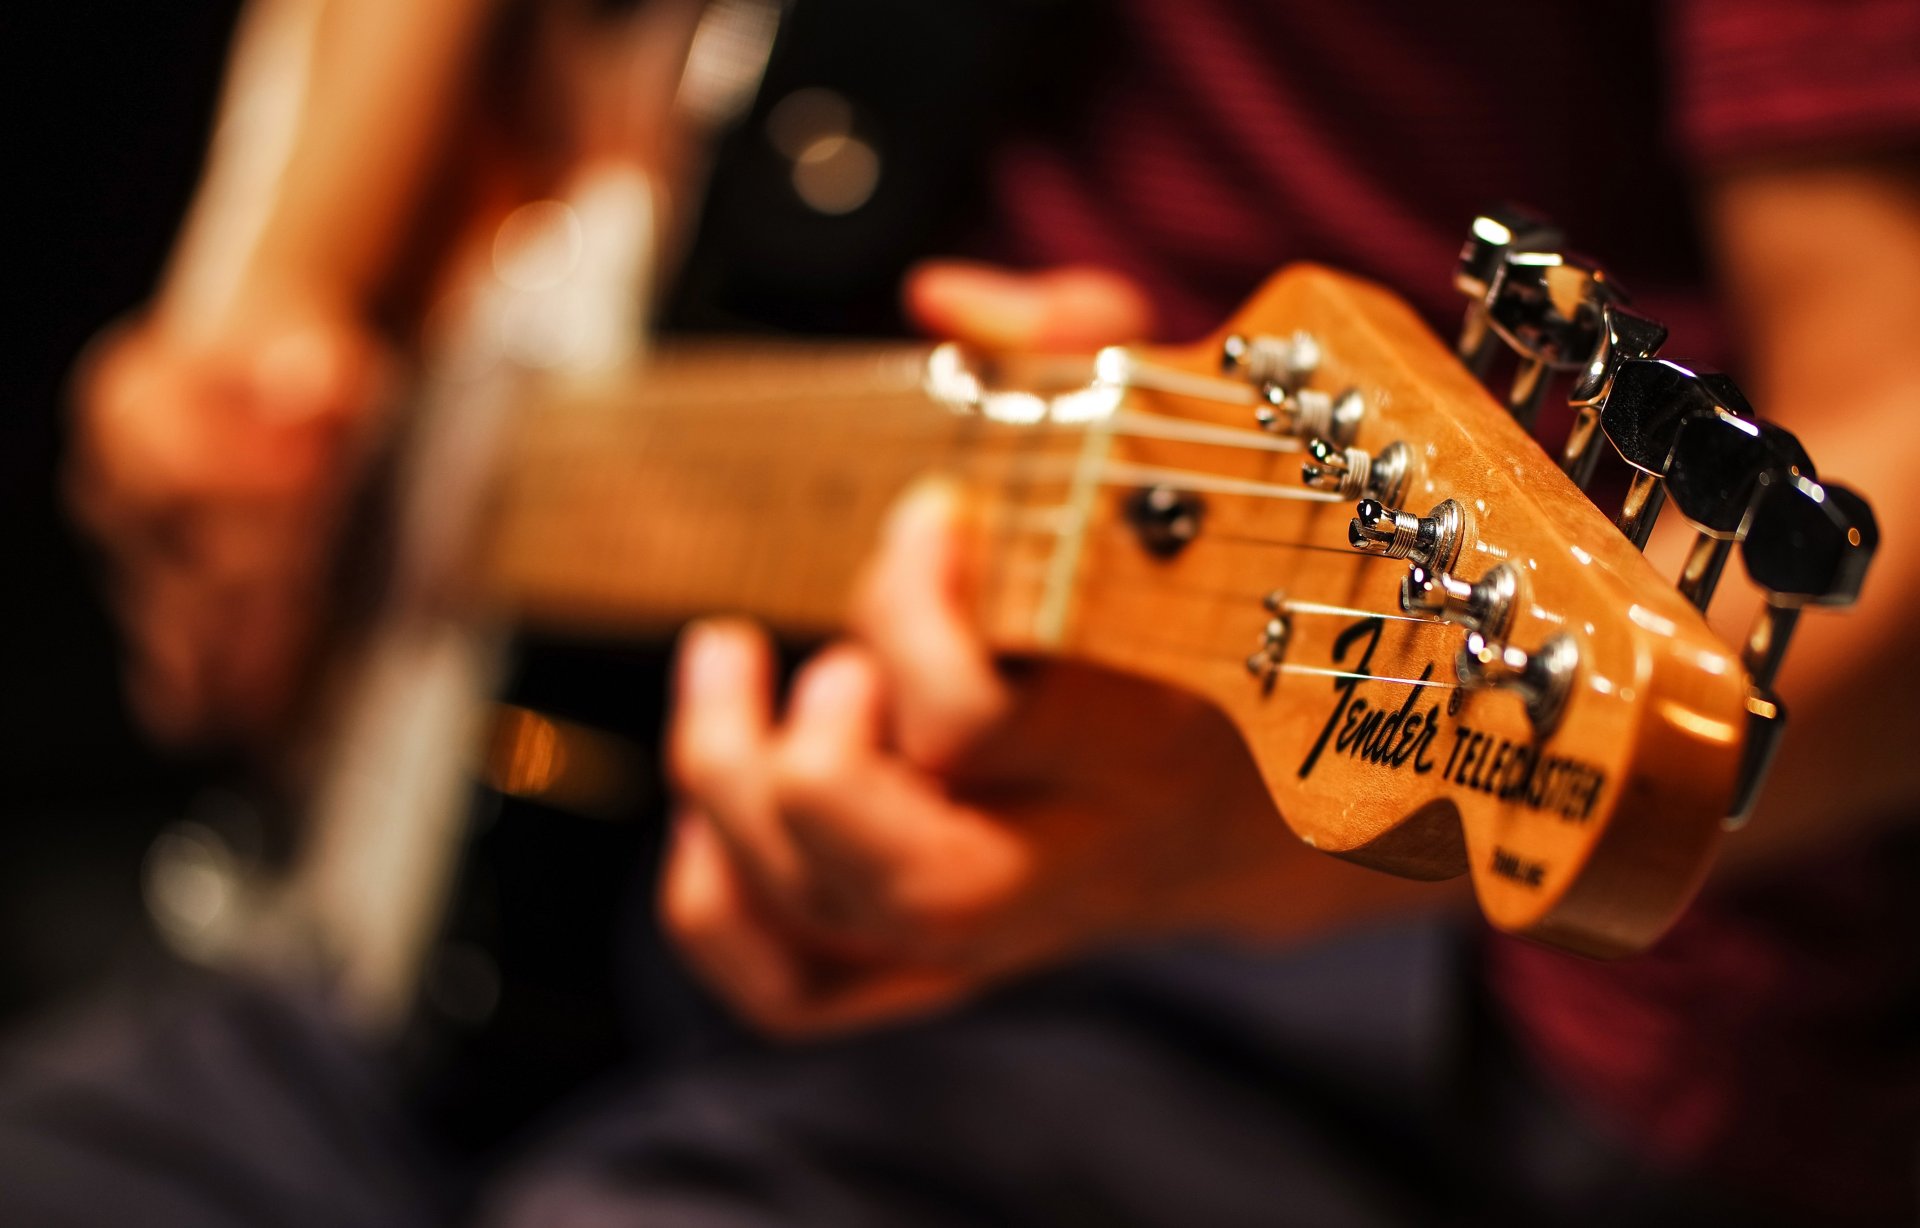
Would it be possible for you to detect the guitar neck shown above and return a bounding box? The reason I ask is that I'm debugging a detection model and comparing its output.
[473,341,1090,651]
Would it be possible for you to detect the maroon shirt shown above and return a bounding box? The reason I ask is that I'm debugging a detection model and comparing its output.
[966,0,1920,1217]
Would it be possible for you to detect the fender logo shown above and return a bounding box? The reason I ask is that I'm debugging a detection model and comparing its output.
[1297,618,1608,824]
[1297,619,1441,779]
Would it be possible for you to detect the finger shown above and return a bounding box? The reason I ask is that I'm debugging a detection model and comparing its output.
[851,480,1010,771]
[114,563,215,743]
[668,620,803,899]
[903,261,1155,351]
[659,810,812,1032]
[664,809,991,1038]
[767,963,977,1039]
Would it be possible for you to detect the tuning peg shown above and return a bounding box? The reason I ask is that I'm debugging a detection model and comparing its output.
[1598,358,1753,548]
[1399,562,1519,635]
[1562,305,1668,488]
[1481,250,1620,427]
[1455,206,1564,377]
[1347,499,1466,571]
[1723,474,1877,829]
[1301,437,1411,503]
[1738,474,1878,692]
[1256,384,1365,445]
[1456,630,1579,732]
[1221,330,1321,395]
[1665,415,1814,610]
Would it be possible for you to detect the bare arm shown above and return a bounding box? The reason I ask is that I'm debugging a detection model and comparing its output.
[1699,158,1920,869]
[161,0,501,335]
[70,0,502,744]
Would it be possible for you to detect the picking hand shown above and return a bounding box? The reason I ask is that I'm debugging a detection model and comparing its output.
[67,309,388,747]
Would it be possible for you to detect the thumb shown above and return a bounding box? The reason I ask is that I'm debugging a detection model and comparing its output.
[903,261,1154,351]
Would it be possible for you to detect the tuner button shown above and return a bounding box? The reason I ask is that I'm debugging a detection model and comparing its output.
[1456,206,1564,304]
[1400,563,1519,635]
[1221,330,1320,393]
[1667,416,1814,609]
[1667,416,1812,536]
[1737,475,1879,691]
[1456,631,1579,733]
[1348,499,1466,571]
[1484,250,1618,369]
[1740,474,1877,609]
[1598,359,1754,548]
[1455,206,1566,377]
[1569,305,1669,410]
[1599,359,1752,475]
[1480,248,1621,427]
[1563,305,1669,488]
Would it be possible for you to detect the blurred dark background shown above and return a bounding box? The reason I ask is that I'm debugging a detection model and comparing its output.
[0,2,248,1021]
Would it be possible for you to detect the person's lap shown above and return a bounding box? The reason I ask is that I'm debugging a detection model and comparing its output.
[0,926,1781,1227]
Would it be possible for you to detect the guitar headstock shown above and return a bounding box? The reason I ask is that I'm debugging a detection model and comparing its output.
[1038,250,1875,956]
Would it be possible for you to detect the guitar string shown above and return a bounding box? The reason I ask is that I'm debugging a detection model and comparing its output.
[1061,627,1465,690]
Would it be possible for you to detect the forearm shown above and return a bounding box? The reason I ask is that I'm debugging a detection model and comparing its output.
[158,0,502,336]
[1701,158,1920,868]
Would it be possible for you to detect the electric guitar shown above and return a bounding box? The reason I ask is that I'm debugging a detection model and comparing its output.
[463,241,1874,962]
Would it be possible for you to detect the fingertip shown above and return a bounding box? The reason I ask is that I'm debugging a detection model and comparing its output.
[676,618,773,705]
[786,644,884,727]
[901,260,1046,350]
[1034,266,1156,349]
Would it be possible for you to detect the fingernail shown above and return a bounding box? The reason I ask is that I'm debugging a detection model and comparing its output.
[883,477,958,545]
[678,622,738,695]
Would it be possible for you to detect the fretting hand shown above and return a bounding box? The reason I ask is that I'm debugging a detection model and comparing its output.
[660,262,1458,1036]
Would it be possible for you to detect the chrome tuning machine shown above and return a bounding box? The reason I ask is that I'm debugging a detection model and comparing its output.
[1455,206,1564,377]
[1455,632,1580,734]
[1301,437,1412,503]
[1346,498,1466,572]
[1256,385,1365,446]
[1400,562,1519,637]
[1456,207,1623,428]
[1221,330,1320,395]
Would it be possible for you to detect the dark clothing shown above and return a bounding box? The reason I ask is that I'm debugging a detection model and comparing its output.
[963,0,1920,1213]
[0,928,1792,1227]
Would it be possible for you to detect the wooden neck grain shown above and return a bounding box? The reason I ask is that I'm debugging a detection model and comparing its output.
[472,342,1091,649]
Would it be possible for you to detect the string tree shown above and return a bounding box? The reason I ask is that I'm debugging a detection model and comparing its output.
[1665,415,1814,611]
[1300,437,1412,503]
[1244,603,1292,695]
[1123,484,1206,559]
[1597,358,1753,549]
[1455,630,1580,734]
